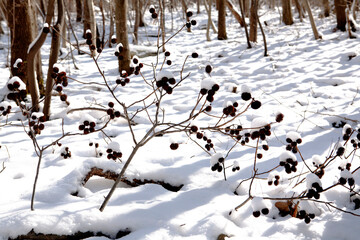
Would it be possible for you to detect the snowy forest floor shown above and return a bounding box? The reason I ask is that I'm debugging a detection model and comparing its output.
[1,4,360,240]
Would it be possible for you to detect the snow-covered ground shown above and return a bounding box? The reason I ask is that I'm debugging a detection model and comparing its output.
[1,3,360,240]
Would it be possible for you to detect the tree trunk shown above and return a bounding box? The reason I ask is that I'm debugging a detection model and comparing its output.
[115,0,131,74]
[181,0,191,32]
[294,0,303,22]
[133,0,140,45]
[335,0,347,31]
[303,0,321,40]
[76,0,82,22]
[226,0,244,27]
[7,0,34,89]
[27,0,56,113]
[83,0,96,56]
[281,0,293,25]
[218,0,227,40]
[108,1,115,47]
[249,0,258,42]
[242,0,249,17]
[159,0,165,52]
[323,0,330,17]
[43,0,64,119]
[239,0,251,48]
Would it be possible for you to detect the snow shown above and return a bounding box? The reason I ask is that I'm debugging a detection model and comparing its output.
[1,3,360,240]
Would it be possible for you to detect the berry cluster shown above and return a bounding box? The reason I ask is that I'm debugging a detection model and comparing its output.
[115,76,130,87]
[60,147,71,159]
[0,102,11,117]
[252,207,269,218]
[231,160,240,172]
[252,197,269,218]
[12,58,25,79]
[225,125,243,141]
[106,142,122,161]
[149,5,158,19]
[163,51,172,66]
[78,119,96,134]
[51,67,69,102]
[306,182,322,199]
[279,152,298,174]
[7,76,27,102]
[29,112,46,136]
[200,79,220,103]
[89,140,103,158]
[268,173,281,186]
[129,56,144,76]
[210,153,224,172]
[185,11,197,29]
[222,100,238,117]
[338,169,355,187]
[193,130,214,151]
[297,210,315,224]
[342,124,353,141]
[106,102,121,120]
[240,85,262,110]
[114,43,126,62]
[285,131,302,154]
[156,76,176,94]
[85,29,98,52]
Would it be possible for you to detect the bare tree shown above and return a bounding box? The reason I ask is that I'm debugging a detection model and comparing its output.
[218,0,227,40]
[323,0,330,17]
[27,0,56,113]
[249,0,259,42]
[181,0,191,32]
[7,0,34,89]
[115,0,131,74]
[303,0,321,40]
[75,0,82,22]
[282,0,294,25]
[43,0,64,119]
[335,0,347,31]
[83,0,96,53]
[133,0,140,45]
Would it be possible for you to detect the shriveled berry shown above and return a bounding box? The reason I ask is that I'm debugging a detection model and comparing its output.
[253,211,261,218]
[170,143,179,150]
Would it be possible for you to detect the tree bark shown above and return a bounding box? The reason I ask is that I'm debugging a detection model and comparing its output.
[76,0,82,22]
[242,0,249,17]
[303,0,321,40]
[282,0,293,25]
[226,0,244,27]
[43,0,64,119]
[294,0,303,22]
[218,0,227,40]
[27,0,55,113]
[335,0,347,31]
[249,0,258,42]
[115,0,131,74]
[83,0,96,56]
[133,0,140,45]
[7,0,34,88]
[323,0,330,17]
[181,0,191,32]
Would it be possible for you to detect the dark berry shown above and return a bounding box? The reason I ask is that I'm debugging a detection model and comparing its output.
[170,143,179,150]
[348,177,355,186]
[241,92,252,101]
[191,52,199,58]
[191,20,197,26]
[149,7,155,14]
[253,211,261,218]
[60,94,67,101]
[276,113,284,123]
[151,12,158,19]
[186,11,193,17]
[166,60,172,65]
[261,208,269,215]
[251,100,261,109]
[205,65,212,74]
[339,177,347,185]
[186,22,191,29]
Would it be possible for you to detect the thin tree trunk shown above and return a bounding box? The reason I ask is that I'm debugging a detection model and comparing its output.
[205,0,212,41]
[294,0,303,22]
[181,0,191,32]
[43,0,64,119]
[303,0,321,40]
[76,0,82,22]
[134,0,140,45]
[243,0,249,17]
[249,0,258,42]
[204,0,218,33]
[218,0,227,40]
[257,14,267,56]
[8,0,34,88]
[335,0,347,31]
[115,0,131,74]
[282,0,294,25]
[108,1,115,47]
[159,0,165,52]
[323,0,330,17]
[27,0,55,113]
[226,0,244,27]
[197,0,200,13]
[239,0,251,48]
[83,0,96,56]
